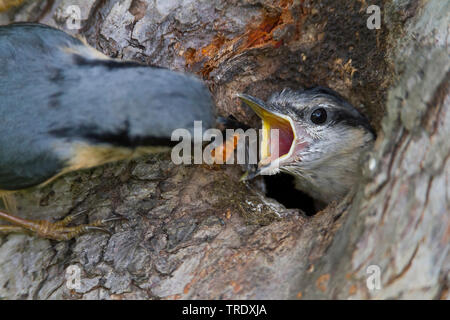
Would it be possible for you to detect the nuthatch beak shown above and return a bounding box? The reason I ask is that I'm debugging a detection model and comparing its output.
[238,87,375,203]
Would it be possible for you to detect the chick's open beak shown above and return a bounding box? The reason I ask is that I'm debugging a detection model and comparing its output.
[237,93,299,179]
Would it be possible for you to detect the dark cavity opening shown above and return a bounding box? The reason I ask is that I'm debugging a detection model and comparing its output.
[263,173,317,216]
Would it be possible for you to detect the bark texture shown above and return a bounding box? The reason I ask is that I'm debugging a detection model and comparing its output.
[0,0,448,299]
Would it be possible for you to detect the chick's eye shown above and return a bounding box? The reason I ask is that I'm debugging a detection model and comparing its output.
[310,108,327,124]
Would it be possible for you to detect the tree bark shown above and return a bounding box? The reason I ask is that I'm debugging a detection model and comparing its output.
[0,0,448,299]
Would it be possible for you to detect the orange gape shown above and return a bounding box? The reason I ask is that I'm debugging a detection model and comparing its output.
[211,133,241,164]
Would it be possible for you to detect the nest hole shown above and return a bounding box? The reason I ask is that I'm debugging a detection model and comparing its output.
[263,173,317,216]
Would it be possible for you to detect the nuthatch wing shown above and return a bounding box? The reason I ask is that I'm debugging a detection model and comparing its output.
[0,23,214,239]
[238,87,375,203]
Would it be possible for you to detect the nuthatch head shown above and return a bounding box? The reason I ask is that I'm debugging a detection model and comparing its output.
[0,23,214,191]
[238,87,375,203]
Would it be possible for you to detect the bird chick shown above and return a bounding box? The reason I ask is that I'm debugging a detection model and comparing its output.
[0,23,214,239]
[0,23,214,190]
[238,87,375,203]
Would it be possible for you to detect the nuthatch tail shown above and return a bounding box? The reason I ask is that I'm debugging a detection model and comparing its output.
[238,87,375,203]
[0,23,214,239]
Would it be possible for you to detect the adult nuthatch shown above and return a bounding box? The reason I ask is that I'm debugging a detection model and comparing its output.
[238,87,375,203]
[0,23,214,239]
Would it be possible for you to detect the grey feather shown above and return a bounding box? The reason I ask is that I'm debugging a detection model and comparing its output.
[0,23,214,190]
[244,86,375,203]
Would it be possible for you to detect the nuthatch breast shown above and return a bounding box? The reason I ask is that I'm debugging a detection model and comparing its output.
[238,87,375,203]
[0,23,214,239]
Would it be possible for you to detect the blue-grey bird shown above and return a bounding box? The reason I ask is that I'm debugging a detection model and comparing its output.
[238,87,375,204]
[0,23,214,239]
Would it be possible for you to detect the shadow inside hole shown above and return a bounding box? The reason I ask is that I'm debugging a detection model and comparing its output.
[263,173,317,216]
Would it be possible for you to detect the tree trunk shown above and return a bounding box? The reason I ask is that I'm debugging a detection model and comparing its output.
[0,0,448,299]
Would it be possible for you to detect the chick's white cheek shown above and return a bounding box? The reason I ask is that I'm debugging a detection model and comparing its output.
[300,124,343,163]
